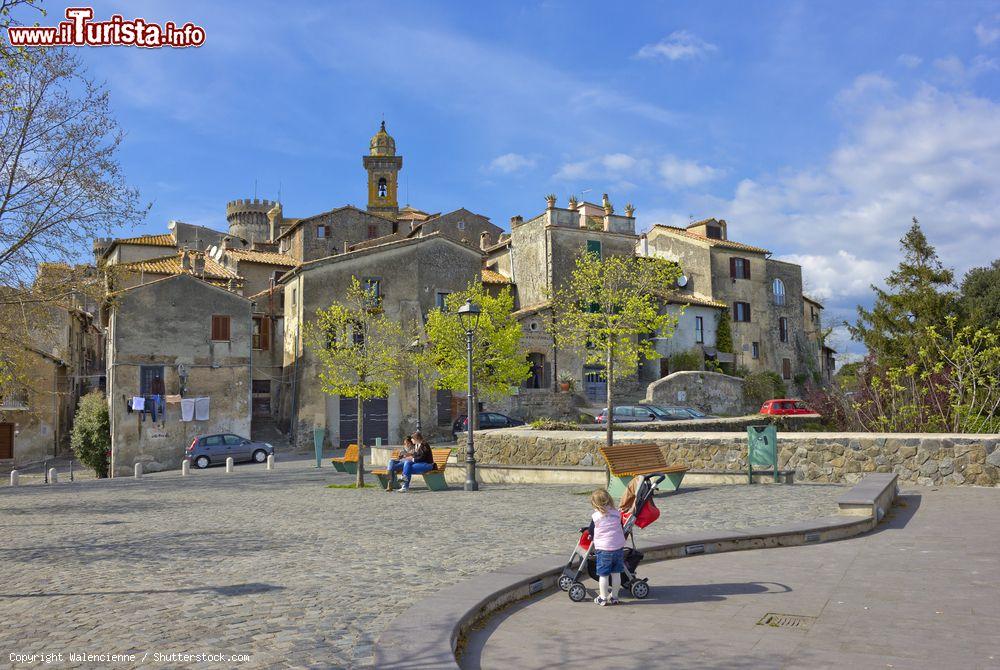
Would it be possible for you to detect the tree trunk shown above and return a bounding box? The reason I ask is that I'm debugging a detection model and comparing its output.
[605,344,614,449]
[356,395,365,487]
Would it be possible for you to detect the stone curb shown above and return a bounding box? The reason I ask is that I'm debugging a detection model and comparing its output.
[373,473,898,669]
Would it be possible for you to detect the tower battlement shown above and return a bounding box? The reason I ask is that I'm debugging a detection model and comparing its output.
[226,199,278,244]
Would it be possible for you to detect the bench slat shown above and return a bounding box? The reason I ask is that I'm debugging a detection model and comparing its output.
[600,443,687,477]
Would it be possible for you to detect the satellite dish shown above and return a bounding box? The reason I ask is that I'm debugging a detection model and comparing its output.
[676,275,689,287]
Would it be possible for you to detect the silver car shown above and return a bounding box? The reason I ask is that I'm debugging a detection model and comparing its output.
[185,433,274,469]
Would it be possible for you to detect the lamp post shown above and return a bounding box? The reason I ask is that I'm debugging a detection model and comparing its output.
[408,338,423,433]
[457,299,481,491]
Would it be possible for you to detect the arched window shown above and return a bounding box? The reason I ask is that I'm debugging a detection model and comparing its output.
[377,177,388,198]
[772,278,786,306]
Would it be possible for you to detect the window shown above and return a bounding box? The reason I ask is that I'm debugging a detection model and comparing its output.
[752,342,760,359]
[435,291,450,310]
[586,240,602,258]
[772,278,786,305]
[291,287,297,307]
[272,270,285,283]
[457,221,466,231]
[202,435,223,447]
[252,316,271,350]
[694,316,704,343]
[779,317,788,343]
[139,365,165,395]
[733,302,751,322]
[316,224,328,239]
[211,315,231,341]
[367,224,379,239]
[252,380,270,394]
[706,225,722,240]
[729,257,751,280]
[224,434,244,445]
[377,177,387,197]
[0,387,28,409]
[363,278,381,306]
[782,358,792,380]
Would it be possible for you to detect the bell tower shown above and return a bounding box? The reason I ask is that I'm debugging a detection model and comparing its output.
[363,121,402,218]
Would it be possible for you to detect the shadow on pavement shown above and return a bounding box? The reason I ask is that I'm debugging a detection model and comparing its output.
[869,492,922,533]
[0,581,284,599]
[638,580,792,604]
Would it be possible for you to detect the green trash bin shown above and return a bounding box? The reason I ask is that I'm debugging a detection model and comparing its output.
[747,424,778,484]
[313,428,325,468]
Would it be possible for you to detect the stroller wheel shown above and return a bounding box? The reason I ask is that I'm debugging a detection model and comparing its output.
[568,582,587,602]
[558,575,574,592]
[630,580,650,599]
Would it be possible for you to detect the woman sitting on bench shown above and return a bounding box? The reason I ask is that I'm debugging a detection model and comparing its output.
[384,436,416,491]
[395,432,436,493]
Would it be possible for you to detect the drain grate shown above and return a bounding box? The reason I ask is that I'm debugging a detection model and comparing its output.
[756,613,816,629]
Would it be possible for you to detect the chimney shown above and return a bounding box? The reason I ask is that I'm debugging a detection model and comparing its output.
[193,252,205,276]
[640,234,649,257]
[510,215,523,227]
[180,249,191,272]
[480,231,492,250]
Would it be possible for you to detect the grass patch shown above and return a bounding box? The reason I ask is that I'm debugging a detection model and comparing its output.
[325,483,370,489]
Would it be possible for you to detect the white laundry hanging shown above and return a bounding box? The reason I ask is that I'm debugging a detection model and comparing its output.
[131,396,145,411]
[180,398,195,422]
[194,397,210,421]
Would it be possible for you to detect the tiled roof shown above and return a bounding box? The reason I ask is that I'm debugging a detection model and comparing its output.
[248,285,281,301]
[226,248,297,267]
[348,232,408,252]
[511,301,551,318]
[481,268,511,285]
[118,253,239,281]
[803,295,824,308]
[116,233,175,247]
[666,293,727,309]
[653,225,770,254]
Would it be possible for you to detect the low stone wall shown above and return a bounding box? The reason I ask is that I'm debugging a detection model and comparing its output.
[473,428,1000,487]
[485,389,578,422]
[645,370,753,416]
[561,414,821,433]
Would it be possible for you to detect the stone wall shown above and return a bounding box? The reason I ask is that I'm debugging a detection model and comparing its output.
[485,389,577,422]
[645,370,752,416]
[472,428,1000,487]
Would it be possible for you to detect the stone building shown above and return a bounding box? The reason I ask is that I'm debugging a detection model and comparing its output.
[803,295,836,382]
[105,273,252,476]
[644,218,833,384]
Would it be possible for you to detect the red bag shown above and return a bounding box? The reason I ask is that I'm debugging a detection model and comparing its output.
[632,498,660,528]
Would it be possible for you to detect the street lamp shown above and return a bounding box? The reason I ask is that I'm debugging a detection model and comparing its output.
[408,338,423,433]
[457,299,482,491]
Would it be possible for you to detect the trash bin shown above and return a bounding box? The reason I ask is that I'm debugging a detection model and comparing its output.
[747,424,778,484]
[313,427,325,468]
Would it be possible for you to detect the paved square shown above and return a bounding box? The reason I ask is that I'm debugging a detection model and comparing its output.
[2,457,844,668]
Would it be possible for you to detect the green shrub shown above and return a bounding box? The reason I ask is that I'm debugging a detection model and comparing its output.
[668,349,702,372]
[743,371,787,407]
[70,391,110,477]
[530,417,579,430]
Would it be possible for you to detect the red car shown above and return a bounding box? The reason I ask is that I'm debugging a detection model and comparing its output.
[759,399,815,415]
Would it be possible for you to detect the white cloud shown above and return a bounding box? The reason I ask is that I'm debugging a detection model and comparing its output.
[933,54,999,86]
[659,155,722,188]
[975,14,1000,46]
[487,153,536,174]
[897,54,922,68]
[635,31,717,62]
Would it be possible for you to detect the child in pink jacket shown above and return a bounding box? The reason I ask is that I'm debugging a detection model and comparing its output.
[588,489,626,606]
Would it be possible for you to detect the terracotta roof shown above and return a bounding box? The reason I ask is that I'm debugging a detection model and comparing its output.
[226,248,297,267]
[118,252,239,282]
[481,268,511,285]
[275,205,397,240]
[511,301,551,318]
[803,295,824,308]
[652,224,770,254]
[665,293,727,309]
[116,233,176,247]
[248,285,282,301]
[348,232,408,252]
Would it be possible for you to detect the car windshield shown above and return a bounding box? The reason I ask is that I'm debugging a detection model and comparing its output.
[686,408,707,418]
[644,406,670,418]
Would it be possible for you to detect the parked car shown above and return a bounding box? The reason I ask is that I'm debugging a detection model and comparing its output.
[759,399,815,416]
[675,406,718,420]
[185,433,275,469]
[453,412,525,434]
[595,405,686,423]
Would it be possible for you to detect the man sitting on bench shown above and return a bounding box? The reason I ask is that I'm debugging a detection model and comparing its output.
[384,436,416,491]
[395,432,435,493]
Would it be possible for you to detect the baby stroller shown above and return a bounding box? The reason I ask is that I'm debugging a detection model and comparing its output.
[558,474,664,602]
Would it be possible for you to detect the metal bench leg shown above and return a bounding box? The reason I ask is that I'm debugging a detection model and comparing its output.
[374,473,390,489]
[656,472,685,492]
[423,472,448,491]
[331,461,346,473]
[607,475,630,499]
[343,462,358,475]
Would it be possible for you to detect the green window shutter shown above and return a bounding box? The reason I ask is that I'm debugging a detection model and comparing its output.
[586,240,602,258]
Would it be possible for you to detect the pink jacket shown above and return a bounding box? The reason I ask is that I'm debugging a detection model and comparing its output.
[591,506,625,551]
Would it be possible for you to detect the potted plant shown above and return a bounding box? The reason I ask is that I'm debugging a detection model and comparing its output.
[558,373,575,392]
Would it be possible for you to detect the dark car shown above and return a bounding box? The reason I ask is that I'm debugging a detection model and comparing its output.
[453,412,525,434]
[185,433,275,469]
[595,405,690,423]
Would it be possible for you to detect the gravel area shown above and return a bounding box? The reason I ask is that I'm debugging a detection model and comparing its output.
[1,456,845,669]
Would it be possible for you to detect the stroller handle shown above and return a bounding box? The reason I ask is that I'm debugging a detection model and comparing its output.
[643,473,667,490]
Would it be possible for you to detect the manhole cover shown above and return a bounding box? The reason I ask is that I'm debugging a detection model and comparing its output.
[756,613,816,629]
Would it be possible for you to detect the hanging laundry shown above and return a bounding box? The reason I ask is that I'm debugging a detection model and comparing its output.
[165,394,182,405]
[131,396,145,412]
[124,395,132,414]
[194,397,210,421]
[180,398,195,422]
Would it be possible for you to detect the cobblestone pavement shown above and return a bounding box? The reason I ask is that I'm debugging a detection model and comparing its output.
[1,456,845,669]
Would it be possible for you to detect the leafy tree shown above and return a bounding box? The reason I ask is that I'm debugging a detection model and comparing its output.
[304,278,409,487]
[714,311,735,374]
[70,391,110,477]
[743,371,786,408]
[959,259,1000,332]
[551,253,681,447]
[424,282,529,429]
[849,219,957,366]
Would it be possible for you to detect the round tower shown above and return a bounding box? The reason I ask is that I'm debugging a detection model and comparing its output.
[226,198,277,244]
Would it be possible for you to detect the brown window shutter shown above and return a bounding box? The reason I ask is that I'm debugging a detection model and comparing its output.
[730,257,736,278]
[212,315,220,340]
[261,317,270,350]
[746,303,752,322]
[745,258,751,280]
[733,304,739,321]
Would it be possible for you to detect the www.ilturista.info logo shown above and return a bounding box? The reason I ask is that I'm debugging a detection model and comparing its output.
[6,7,205,48]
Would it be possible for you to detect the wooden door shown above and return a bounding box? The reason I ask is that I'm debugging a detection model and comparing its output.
[0,423,14,459]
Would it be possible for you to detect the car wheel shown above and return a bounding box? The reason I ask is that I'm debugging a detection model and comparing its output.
[252,449,267,463]
[194,455,210,469]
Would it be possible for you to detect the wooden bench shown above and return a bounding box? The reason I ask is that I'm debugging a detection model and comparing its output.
[371,449,403,489]
[330,444,359,474]
[599,443,688,498]
[372,448,451,491]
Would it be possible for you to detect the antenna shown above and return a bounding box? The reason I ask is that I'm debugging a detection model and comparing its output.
[254,179,258,200]
[278,181,282,203]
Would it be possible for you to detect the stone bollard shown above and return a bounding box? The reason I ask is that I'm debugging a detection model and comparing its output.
[134,463,143,479]
[266,454,275,470]
[181,460,190,476]
[10,470,19,487]
[48,468,58,484]
[226,457,234,473]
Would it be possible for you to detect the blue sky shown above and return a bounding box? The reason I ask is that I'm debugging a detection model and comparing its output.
[27,1,1000,357]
